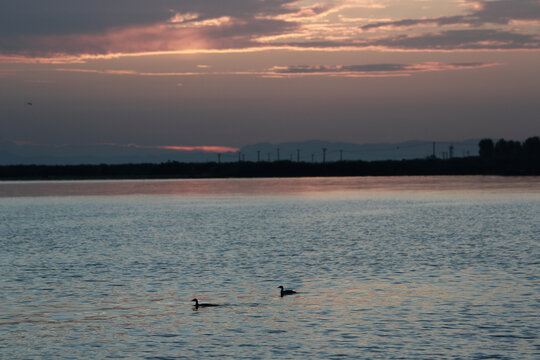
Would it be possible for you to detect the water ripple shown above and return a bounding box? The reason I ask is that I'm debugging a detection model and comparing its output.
[1,178,539,359]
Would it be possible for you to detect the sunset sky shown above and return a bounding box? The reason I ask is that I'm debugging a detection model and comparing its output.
[1,0,539,150]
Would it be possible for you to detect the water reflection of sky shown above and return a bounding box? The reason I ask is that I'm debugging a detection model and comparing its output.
[1,176,539,198]
[1,176,538,358]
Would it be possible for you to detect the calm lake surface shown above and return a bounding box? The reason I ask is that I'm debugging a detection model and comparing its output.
[1,176,539,359]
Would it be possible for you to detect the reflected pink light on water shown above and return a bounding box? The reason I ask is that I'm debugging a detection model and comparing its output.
[1,176,539,198]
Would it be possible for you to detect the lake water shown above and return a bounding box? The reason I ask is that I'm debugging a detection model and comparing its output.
[1,176,539,359]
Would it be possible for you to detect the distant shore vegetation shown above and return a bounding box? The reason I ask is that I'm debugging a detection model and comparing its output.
[1,137,538,180]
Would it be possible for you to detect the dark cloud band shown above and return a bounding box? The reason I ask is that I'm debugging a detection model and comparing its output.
[270,62,500,76]
[0,0,296,36]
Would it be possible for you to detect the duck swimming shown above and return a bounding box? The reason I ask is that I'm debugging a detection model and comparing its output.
[191,298,219,309]
[278,286,297,297]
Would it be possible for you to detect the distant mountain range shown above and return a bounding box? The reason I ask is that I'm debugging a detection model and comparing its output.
[0,139,480,165]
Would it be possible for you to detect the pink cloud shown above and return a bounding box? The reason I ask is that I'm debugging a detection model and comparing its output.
[157,146,239,153]
[103,143,238,153]
[55,68,200,76]
[0,15,296,60]
[50,61,502,81]
[2,0,537,62]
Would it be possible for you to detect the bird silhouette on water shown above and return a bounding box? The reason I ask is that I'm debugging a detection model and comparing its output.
[278,286,297,297]
[191,298,219,309]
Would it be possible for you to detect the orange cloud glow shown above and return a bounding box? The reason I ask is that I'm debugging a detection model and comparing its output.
[158,146,239,153]
[101,143,239,153]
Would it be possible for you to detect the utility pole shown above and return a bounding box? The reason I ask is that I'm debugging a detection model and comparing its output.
[242,153,245,162]
[296,149,300,162]
[276,148,280,161]
[339,149,343,161]
[217,153,221,163]
[322,148,327,163]
[238,151,241,162]
[311,153,315,163]
[257,150,260,162]
[449,145,454,159]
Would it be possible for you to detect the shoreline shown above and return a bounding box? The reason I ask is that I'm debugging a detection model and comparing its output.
[1,157,539,181]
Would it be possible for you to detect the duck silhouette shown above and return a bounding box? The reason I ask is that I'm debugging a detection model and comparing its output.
[191,298,219,309]
[278,286,297,297]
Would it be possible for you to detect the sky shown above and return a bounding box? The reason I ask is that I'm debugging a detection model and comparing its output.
[1,0,539,151]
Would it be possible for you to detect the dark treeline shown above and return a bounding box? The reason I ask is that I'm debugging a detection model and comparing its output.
[1,137,538,180]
